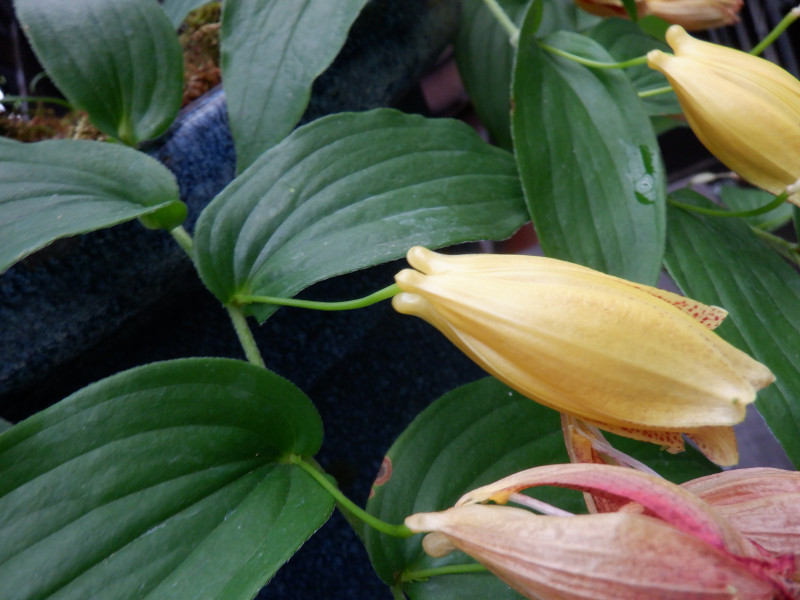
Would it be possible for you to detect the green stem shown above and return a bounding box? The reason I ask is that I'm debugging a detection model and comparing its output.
[638,84,673,98]
[402,563,487,582]
[227,306,266,367]
[167,224,265,368]
[481,0,520,46]
[0,94,74,110]
[668,190,789,218]
[539,43,649,69]
[234,283,400,311]
[750,5,800,56]
[390,585,408,600]
[169,225,194,256]
[291,456,414,539]
[750,226,800,267]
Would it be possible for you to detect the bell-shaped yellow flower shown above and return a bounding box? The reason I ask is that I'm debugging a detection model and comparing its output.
[405,464,799,600]
[575,0,741,30]
[392,247,775,466]
[648,26,800,206]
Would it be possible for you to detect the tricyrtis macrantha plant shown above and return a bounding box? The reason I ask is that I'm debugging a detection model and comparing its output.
[648,25,800,205]
[405,464,800,600]
[392,247,775,466]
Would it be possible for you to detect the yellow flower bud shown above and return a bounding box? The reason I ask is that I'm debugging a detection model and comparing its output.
[392,247,775,466]
[648,26,800,205]
[574,0,741,30]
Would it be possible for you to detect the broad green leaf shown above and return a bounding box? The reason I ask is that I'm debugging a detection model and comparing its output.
[221,0,369,171]
[536,0,601,34]
[194,109,528,322]
[455,0,597,151]
[455,0,532,150]
[586,18,680,116]
[0,137,185,273]
[364,377,718,597]
[15,0,183,145]
[0,419,10,434]
[638,14,671,39]
[161,0,215,28]
[512,24,666,284]
[665,192,800,468]
[365,378,571,598]
[0,358,333,600]
[718,184,794,231]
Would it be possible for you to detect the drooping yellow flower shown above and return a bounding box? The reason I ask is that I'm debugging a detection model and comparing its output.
[648,26,800,206]
[575,0,741,30]
[393,247,775,465]
[405,464,799,600]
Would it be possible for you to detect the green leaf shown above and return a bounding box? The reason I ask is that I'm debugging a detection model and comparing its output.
[586,18,680,116]
[0,137,185,273]
[536,0,601,34]
[364,377,717,596]
[365,378,571,598]
[512,25,666,284]
[15,0,183,145]
[161,0,215,28]
[194,108,528,321]
[455,0,532,150]
[0,358,333,600]
[454,0,601,151]
[221,0,369,171]
[718,184,794,231]
[665,193,800,468]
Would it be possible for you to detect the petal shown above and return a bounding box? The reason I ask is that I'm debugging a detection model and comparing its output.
[455,463,759,559]
[579,418,687,455]
[623,283,727,330]
[406,505,782,600]
[562,415,660,512]
[647,0,742,30]
[684,426,739,467]
[683,468,800,561]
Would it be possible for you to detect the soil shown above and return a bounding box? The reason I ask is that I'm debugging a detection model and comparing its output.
[0,2,222,142]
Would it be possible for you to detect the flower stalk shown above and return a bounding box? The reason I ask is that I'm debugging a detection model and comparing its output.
[233,283,399,311]
[291,456,414,539]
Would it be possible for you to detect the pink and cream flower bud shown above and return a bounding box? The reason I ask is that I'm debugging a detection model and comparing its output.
[574,0,741,30]
[406,464,799,599]
[393,247,774,465]
[648,26,800,205]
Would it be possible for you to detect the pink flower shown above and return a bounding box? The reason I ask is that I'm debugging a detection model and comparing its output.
[406,464,799,599]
